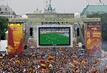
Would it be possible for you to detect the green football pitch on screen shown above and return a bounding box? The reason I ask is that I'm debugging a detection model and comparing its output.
[39,27,70,46]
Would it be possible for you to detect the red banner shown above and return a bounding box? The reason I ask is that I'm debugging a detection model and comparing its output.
[8,24,24,55]
[85,22,102,56]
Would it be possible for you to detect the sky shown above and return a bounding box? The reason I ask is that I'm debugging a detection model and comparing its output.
[0,0,107,15]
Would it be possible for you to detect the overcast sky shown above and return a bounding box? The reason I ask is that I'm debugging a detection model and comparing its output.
[0,0,107,15]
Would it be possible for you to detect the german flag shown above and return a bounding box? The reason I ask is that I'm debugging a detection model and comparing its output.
[48,55,54,62]
[8,27,14,48]
[8,26,15,55]
[17,38,24,55]
[40,60,47,69]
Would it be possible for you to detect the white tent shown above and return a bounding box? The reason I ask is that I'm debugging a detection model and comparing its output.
[0,40,7,52]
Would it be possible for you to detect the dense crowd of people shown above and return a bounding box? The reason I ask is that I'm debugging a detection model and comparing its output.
[0,47,106,73]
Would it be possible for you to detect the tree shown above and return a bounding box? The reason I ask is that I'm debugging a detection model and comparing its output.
[0,16,8,40]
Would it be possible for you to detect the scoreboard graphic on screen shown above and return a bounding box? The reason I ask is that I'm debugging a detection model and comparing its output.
[37,25,73,47]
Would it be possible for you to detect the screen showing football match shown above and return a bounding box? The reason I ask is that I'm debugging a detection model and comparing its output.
[38,27,71,46]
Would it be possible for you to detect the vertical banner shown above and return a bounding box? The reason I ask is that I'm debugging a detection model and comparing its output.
[85,22,102,57]
[8,23,24,55]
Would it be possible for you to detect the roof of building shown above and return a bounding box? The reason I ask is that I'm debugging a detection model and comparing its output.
[81,5,107,16]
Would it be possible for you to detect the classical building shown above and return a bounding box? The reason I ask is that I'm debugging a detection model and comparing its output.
[26,0,75,24]
[81,5,107,16]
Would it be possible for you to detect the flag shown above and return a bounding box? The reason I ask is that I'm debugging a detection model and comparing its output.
[8,26,15,55]
[8,27,14,48]
[40,60,47,69]
[17,38,24,54]
[48,55,54,62]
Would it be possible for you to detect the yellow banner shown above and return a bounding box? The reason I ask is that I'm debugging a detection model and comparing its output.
[85,22,102,55]
[8,23,24,55]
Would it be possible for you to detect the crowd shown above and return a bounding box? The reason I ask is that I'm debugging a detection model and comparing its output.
[0,47,107,73]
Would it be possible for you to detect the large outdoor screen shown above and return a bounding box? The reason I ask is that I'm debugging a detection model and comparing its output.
[37,25,73,47]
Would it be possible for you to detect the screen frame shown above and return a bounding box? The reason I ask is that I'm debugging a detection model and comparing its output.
[37,24,73,47]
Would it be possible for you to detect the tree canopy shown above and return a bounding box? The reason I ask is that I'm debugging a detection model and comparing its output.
[0,16,8,40]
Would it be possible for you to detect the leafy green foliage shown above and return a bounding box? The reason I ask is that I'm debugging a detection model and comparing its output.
[0,16,8,40]
[40,33,69,45]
